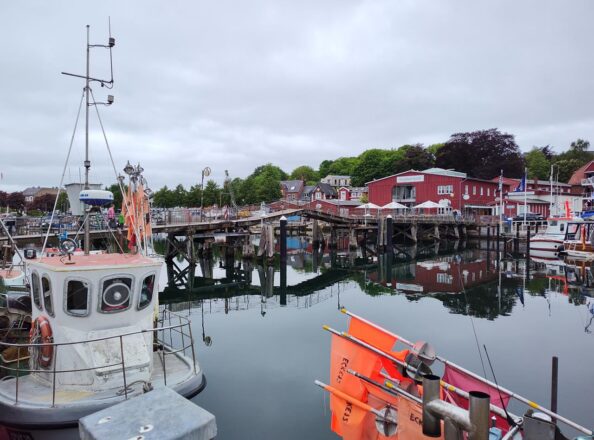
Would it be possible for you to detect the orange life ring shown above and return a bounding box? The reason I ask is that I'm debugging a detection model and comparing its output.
[30,316,54,368]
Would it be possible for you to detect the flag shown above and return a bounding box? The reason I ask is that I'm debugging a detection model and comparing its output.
[442,364,512,432]
[514,174,526,192]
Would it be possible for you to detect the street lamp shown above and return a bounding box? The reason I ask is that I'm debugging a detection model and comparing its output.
[200,166,211,221]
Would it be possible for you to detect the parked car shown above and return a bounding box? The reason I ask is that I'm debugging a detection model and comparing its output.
[512,212,544,221]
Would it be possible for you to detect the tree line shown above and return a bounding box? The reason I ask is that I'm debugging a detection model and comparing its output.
[4,129,592,211]
[145,129,592,209]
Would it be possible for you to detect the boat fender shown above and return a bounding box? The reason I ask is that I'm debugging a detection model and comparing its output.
[29,316,54,368]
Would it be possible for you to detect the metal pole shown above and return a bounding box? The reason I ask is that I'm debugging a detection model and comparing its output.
[84,25,91,255]
[200,170,205,222]
[551,356,558,423]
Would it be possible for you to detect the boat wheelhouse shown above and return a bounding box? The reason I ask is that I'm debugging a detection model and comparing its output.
[529,216,583,258]
[562,220,594,261]
[0,253,204,438]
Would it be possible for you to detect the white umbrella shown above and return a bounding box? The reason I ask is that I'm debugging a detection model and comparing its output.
[413,200,441,209]
[382,201,408,210]
[355,202,381,210]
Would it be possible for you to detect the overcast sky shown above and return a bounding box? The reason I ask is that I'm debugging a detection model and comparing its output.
[1,1,593,192]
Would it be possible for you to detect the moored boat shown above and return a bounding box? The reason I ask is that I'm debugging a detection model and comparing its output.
[0,25,205,439]
[316,309,593,439]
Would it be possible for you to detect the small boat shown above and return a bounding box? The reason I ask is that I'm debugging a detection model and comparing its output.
[316,309,593,439]
[529,203,582,258]
[0,268,25,288]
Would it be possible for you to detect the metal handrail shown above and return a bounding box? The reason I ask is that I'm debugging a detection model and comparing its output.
[0,309,196,406]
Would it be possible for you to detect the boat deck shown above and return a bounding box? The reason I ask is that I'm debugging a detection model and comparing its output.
[0,349,197,408]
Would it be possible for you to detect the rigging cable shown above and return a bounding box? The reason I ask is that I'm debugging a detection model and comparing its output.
[90,89,144,255]
[41,89,85,257]
[456,254,488,379]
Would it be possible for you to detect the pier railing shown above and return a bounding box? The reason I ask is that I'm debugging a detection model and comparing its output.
[0,309,196,406]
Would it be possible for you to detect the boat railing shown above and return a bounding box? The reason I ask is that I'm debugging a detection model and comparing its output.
[0,309,196,406]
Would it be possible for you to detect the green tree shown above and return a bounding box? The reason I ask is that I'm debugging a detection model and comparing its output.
[289,165,319,184]
[172,184,188,206]
[554,159,583,183]
[319,160,334,178]
[105,183,126,209]
[525,148,551,180]
[153,186,175,208]
[400,144,435,171]
[328,157,359,176]
[186,184,203,207]
[352,149,394,186]
[203,180,221,206]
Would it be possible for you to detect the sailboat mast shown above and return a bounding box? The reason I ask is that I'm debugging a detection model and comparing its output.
[84,25,91,255]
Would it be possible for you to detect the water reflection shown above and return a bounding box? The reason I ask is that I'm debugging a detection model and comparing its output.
[159,238,594,330]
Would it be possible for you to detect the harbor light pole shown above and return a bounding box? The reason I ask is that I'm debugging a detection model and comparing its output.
[200,166,211,221]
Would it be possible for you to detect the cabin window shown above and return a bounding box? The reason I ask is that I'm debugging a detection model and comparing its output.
[560,223,565,232]
[100,276,133,313]
[65,279,90,316]
[42,275,54,317]
[31,272,42,310]
[139,274,156,310]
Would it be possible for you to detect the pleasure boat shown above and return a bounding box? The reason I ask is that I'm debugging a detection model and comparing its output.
[529,203,582,258]
[0,26,205,440]
[562,220,594,261]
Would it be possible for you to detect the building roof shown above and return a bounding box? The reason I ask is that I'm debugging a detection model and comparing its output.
[422,168,467,178]
[568,161,594,185]
[315,199,361,206]
[280,180,304,194]
[322,175,351,179]
[302,185,315,195]
[314,182,337,196]
[22,186,41,197]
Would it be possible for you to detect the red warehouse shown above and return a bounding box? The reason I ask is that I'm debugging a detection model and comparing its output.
[367,168,499,215]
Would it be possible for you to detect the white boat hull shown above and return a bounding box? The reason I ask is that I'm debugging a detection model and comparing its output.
[529,236,563,258]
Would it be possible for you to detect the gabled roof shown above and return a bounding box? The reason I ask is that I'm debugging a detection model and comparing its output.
[569,161,594,185]
[280,180,304,193]
[314,182,337,196]
[22,186,41,196]
[302,185,315,195]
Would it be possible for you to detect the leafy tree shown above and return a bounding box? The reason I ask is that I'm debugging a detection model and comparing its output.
[554,159,583,183]
[203,180,220,206]
[173,184,188,206]
[570,138,590,154]
[153,186,175,208]
[289,165,319,183]
[29,194,55,212]
[319,160,334,178]
[525,148,550,180]
[328,157,359,176]
[186,184,202,207]
[426,143,445,156]
[240,164,286,204]
[435,129,524,179]
[400,144,435,171]
[105,183,125,209]
[57,192,69,213]
[7,192,25,212]
[0,191,7,207]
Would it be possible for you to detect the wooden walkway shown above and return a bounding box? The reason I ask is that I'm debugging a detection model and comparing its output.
[0,208,477,245]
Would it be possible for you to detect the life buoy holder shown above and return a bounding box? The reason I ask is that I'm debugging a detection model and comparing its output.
[30,316,54,368]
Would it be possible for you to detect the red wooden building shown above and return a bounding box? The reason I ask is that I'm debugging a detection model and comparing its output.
[307,199,362,217]
[367,168,499,214]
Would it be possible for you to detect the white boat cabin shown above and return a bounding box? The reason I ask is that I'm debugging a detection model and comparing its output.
[27,253,162,391]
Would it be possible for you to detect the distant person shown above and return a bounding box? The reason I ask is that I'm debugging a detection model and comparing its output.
[118,211,125,229]
[107,203,116,229]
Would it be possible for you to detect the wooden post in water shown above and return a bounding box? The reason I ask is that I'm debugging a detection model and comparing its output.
[496,224,500,255]
[551,356,558,423]
[280,216,287,266]
[386,215,393,256]
[515,222,520,254]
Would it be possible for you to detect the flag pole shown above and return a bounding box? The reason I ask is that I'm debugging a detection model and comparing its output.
[523,167,527,227]
[499,169,504,232]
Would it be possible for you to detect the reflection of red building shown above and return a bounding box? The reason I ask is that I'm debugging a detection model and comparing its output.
[371,258,498,292]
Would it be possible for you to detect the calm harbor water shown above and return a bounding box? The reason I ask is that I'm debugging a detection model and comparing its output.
[160,240,594,439]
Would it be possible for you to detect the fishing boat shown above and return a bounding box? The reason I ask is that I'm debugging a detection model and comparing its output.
[0,26,205,440]
[316,309,593,439]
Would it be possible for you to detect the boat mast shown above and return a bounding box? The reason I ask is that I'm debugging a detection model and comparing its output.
[62,23,115,256]
[84,25,91,255]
